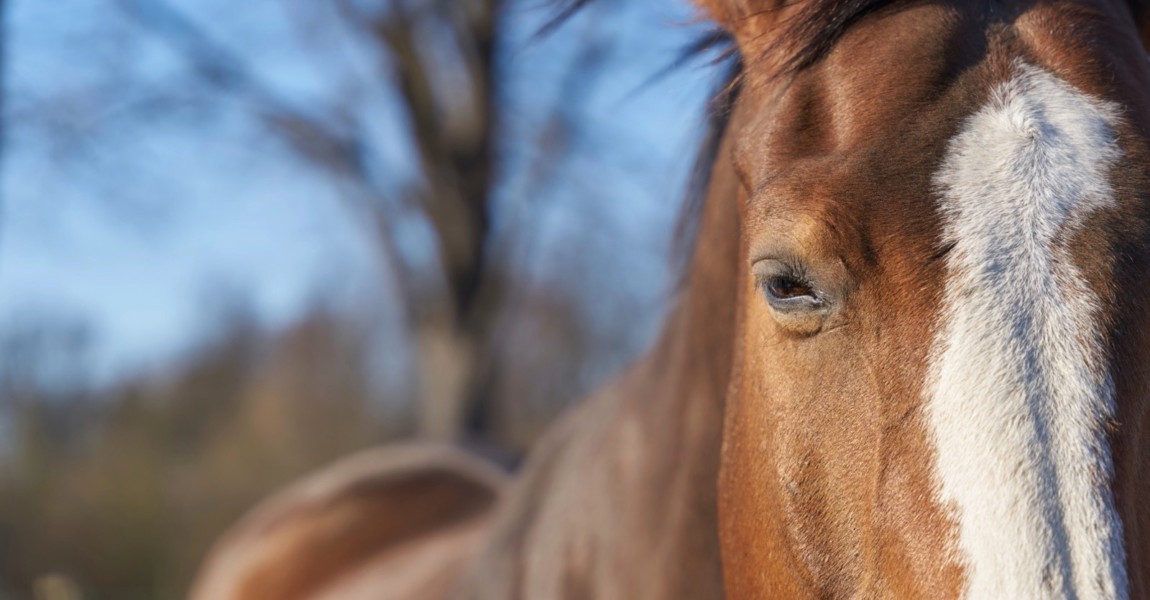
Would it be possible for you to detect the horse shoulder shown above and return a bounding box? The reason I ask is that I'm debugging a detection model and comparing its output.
[189,443,508,600]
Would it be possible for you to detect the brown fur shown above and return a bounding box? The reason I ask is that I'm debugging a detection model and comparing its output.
[720,7,971,595]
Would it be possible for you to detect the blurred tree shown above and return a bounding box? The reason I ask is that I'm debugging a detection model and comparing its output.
[110,0,619,450]
[335,0,505,442]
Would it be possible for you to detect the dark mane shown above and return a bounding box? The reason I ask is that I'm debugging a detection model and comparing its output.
[544,0,904,81]
[768,0,900,74]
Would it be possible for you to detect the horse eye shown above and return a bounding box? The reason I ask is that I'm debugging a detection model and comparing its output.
[766,276,815,301]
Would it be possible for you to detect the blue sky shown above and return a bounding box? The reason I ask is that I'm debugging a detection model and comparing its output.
[0,0,721,384]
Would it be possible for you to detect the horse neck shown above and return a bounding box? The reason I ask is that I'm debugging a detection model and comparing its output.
[585,125,739,599]
[602,121,740,512]
[453,128,742,600]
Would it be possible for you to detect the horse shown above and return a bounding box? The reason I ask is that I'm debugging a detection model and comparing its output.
[191,0,1150,597]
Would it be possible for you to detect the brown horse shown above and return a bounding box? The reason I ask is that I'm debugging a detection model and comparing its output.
[192,0,1150,598]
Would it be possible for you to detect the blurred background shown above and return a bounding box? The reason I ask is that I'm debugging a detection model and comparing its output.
[0,0,724,597]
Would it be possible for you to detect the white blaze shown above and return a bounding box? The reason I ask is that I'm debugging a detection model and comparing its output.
[928,63,1128,599]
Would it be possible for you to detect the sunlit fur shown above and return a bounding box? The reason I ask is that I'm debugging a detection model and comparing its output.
[928,62,1128,599]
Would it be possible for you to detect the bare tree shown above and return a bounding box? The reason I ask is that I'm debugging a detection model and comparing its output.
[335,0,503,442]
[109,0,609,450]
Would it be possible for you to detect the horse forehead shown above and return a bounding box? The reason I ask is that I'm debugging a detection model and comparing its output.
[733,37,981,227]
[732,0,1141,174]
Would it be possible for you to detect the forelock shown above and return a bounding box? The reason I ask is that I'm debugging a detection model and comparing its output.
[697,0,903,75]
